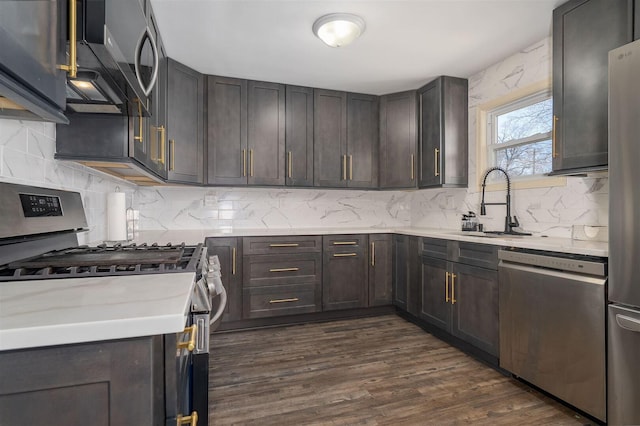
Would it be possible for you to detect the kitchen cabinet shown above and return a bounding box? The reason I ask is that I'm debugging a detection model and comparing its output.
[636,0,640,40]
[323,234,369,311]
[368,234,393,307]
[207,76,248,185]
[285,85,314,186]
[419,238,500,357]
[392,234,420,316]
[418,76,468,188]
[166,58,204,184]
[205,237,243,322]
[379,91,418,189]
[314,90,379,188]
[551,0,634,174]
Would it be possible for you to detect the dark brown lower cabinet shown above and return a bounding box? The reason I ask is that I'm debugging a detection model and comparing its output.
[323,234,368,311]
[369,234,393,306]
[0,336,168,425]
[205,237,243,322]
[392,235,420,315]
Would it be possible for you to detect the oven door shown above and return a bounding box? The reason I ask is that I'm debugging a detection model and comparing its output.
[166,320,199,426]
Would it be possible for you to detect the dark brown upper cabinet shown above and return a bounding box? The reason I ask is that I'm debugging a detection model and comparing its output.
[379,90,418,189]
[418,76,468,188]
[207,76,248,185]
[247,81,286,186]
[551,0,634,174]
[166,58,204,184]
[313,89,378,188]
[285,85,314,187]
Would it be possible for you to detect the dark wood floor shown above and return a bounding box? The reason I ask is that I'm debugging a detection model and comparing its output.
[209,315,592,425]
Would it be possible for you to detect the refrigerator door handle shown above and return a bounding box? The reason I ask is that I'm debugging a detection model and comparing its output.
[616,314,640,332]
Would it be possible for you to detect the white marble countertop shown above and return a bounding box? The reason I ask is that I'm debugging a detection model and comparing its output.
[0,273,195,351]
[132,227,608,257]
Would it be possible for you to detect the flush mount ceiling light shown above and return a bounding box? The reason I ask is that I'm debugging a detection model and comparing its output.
[312,13,366,48]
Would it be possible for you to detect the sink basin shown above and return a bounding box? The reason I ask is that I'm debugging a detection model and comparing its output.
[455,231,531,239]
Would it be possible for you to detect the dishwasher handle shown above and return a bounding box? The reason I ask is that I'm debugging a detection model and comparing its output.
[616,314,640,332]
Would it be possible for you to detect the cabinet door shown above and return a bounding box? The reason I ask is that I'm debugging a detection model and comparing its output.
[347,93,379,188]
[146,13,168,179]
[166,58,204,184]
[392,235,409,311]
[314,89,347,187]
[247,81,285,185]
[207,76,248,185]
[323,235,368,310]
[451,264,499,356]
[379,91,418,189]
[419,256,450,332]
[285,85,314,186]
[418,80,441,187]
[552,0,633,172]
[205,237,243,322]
[369,234,392,306]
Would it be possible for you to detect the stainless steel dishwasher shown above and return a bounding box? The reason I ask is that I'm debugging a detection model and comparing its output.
[498,248,607,422]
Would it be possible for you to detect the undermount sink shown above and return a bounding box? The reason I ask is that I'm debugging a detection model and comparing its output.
[455,231,531,239]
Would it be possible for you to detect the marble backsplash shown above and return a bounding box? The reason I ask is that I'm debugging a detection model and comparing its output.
[0,118,135,244]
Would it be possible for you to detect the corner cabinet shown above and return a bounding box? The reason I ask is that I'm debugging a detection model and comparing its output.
[551,0,634,174]
[166,58,204,184]
[418,76,468,188]
[379,91,418,189]
[392,234,420,316]
[285,85,314,186]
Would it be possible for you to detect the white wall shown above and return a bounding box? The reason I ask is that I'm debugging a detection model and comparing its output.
[0,118,135,244]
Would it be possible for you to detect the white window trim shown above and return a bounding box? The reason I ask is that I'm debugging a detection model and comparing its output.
[475,79,566,192]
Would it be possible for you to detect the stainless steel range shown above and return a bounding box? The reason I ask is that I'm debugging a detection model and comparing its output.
[0,182,226,426]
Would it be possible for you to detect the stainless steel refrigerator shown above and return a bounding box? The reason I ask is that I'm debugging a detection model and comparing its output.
[608,38,640,425]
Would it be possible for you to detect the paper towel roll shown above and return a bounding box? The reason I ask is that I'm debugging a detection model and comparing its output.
[107,192,127,241]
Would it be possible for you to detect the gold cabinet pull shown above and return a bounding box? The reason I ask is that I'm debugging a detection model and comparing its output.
[552,115,559,158]
[232,247,236,275]
[58,0,77,78]
[445,272,450,302]
[333,253,357,257]
[269,267,299,272]
[333,241,357,245]
[451,273,457,304]
[158,126,166,165]
[434,148,440,177]
[410,154,415,180]
[288,151,292,178]
[169,140,175,171]
[249,149,254,177]
[134,99,143,143]
[177,325,197,352]
[349,155,353,180]
[269,243,299,247]
[269,297,299,304]
[342,155,347,180]
[242,149,246,177]
[176,411,198,426]
[371,242,375,267]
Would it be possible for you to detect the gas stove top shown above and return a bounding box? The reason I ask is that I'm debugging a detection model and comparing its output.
[0,242,205,281]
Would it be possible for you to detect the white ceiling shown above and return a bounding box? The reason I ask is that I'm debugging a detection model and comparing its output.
[150,0,567,95]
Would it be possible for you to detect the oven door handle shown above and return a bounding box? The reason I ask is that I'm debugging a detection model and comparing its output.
[210,285,227,325]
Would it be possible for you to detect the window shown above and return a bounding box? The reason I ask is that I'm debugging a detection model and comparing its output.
[486,91,553,180]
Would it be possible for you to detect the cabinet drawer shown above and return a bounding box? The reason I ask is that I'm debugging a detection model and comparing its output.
[243,236,322,255]
[323,234,368,252]
[243,283,321,319]
[420,237,448,260]
[243,253,321,288]
[451,241,500,270]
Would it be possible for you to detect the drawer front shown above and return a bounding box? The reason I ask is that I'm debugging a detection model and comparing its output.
[323,234,368,252]
[420,237,448,260]
[243,283,321,318]
[453,241,500,270]
[243,236,322,255]
[243,253,322,287]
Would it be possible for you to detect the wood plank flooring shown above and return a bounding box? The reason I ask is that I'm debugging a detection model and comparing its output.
[209,315,593,425]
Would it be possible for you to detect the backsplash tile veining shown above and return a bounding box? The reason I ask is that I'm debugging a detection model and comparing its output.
[0,119,135,244]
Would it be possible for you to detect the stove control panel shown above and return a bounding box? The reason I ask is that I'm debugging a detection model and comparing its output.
[19,193,63,217]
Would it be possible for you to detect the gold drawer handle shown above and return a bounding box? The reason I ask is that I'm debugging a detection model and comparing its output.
[232,247,236,275]
[58,0,77,77]
[177,325,197,352]
[158,126,166,165]
[333,253,357,257]
[349,154,353,180]
[176,411,198,426]
[288,151,292,178]
[269,243,299,247]
[169,139,175,171]
[434,148,440,177]
[451,273,457,305]
[269,267,299,272]
[134,99,143,143]
[333,241,357,245]
[445,272,450,302]
[410,154,415,180]
[371,242,375,267]
[552,115,559,158]
[269,297,299,304]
